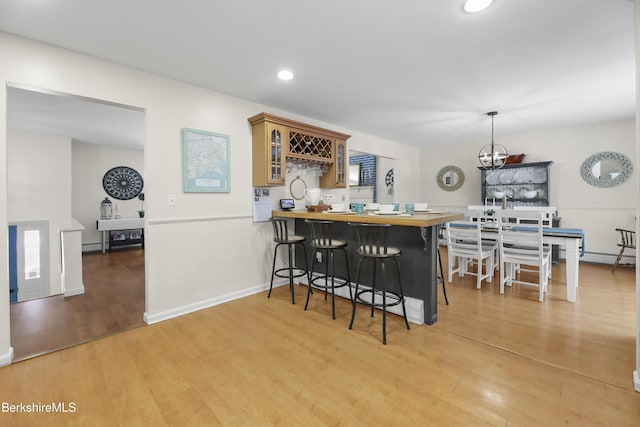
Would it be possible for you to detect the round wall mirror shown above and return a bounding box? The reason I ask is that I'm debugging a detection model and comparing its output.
[580,151,633,188]
[437,165,465,191]
[289,175,307,200]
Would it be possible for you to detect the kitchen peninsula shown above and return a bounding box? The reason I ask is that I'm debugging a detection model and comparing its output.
[272,210,463,325]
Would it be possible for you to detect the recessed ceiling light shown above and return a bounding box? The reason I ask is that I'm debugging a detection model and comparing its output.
[277,70,294,81]
[463,0,494,13]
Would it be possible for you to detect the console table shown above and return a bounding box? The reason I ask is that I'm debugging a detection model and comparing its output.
[96,218,145,253]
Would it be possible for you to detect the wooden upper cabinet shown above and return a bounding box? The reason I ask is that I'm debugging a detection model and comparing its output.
[319,138,348,188]
[248,112,351,188]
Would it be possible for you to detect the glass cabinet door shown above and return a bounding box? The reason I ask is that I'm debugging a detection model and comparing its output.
[336,141,346,187]
[267,124,286,185]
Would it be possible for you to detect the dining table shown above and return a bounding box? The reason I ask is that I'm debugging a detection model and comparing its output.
[271,208,464,325]
[449,221,585,302]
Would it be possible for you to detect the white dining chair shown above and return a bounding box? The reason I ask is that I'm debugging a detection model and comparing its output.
[465,207,500,273]
[497,210,552,302]
[446,221,498,289]
[513,206,557,227]
[512,206,557,277]
[466,205,502,223]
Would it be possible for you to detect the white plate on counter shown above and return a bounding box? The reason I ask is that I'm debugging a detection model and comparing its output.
[371,211,403,215]
[323,209,354,214]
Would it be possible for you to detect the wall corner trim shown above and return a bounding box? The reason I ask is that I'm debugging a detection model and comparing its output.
[0,347,15,368]
[64,286,85,298]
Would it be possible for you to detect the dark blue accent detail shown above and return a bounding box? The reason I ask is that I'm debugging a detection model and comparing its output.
[349,154,377,202]
[8,225,17,303]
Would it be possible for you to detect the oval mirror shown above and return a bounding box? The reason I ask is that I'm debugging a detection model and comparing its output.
[437,165,465,191]
[289,175,307,200]
[580,151,632,188]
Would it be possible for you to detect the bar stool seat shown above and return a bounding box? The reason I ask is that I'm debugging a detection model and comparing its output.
[349,223,410,344]
[305,219,352,319]
[269,218,310,304]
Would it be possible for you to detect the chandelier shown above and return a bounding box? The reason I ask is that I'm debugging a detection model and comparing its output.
[478,111,508,169]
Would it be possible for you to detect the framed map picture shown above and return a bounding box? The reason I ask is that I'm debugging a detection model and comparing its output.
[182,128,230,193]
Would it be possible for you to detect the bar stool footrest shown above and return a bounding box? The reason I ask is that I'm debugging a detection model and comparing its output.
[309,274,351,291]
[354,288,404,309]
[274,267,307,280]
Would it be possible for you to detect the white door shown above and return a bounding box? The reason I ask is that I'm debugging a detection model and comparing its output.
[16,221,50,302]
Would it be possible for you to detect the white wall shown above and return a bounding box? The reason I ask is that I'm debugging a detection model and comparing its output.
[7,130,72,297]
[376,156,396,205]
[72,141,144,248]
[634,0,640,394]
[0,32,422,365]
[419,119,637,261]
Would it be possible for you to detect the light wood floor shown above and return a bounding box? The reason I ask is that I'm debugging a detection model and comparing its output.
[0,253,638,426]
[9,247,145,361]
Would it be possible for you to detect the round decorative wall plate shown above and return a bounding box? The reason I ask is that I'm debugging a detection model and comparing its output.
[102,166,144,200]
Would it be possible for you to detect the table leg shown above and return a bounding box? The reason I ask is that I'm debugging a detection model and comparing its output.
[565,239,579,302]
[101,231,106,254]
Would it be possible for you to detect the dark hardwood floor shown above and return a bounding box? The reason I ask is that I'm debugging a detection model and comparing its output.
[9,247,145,361]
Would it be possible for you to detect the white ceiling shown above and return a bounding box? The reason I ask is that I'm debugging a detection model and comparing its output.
[7,86,145,150]
[0,0,636,149]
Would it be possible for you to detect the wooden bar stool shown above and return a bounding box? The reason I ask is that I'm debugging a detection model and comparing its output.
[349,223,410,344]
[269,218,310,304]
[305,219,352,319]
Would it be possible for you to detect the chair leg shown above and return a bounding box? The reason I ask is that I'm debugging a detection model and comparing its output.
[349,257,365,330]
[305,249,318,310]
[330,250,336,319]
[268,243,280,298]
[323,249,330,301]
[370,258,377,318]
[499,259,505,295]
[380,259,387,345]
[612,247,625,272]
[299,242,312,295]
[287,244,295,304]
[395,257,411,331]
[447,252,454,283]
[437,247,449,305]
[342,248,353,303]
[487,254,493,283]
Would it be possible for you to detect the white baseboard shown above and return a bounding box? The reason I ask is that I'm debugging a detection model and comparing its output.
[634,370,640,392]
[577,252,634,265]
[82,243,103,253]
[143,282,272,325]
[64,285,85,297]
[0,347,14,367]
[143,274,426,326]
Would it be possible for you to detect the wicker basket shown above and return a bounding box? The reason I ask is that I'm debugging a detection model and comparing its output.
[506,154,526,164]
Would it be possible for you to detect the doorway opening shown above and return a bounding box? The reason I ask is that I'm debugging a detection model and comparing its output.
[6,84,146,362]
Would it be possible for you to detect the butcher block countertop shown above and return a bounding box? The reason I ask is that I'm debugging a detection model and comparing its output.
[271,209,463,228]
